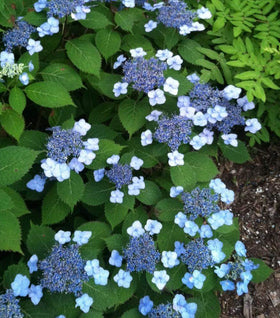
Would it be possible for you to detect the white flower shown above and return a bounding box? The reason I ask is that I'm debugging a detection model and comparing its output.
[197,7,212,19]
[156,49,173,61]
[127,221,145,237]
[144,20,157,32]
[141,130,153,146]
[223,85,242,100]
[163,77,179,95]
[168,151,184,166]
[167,55,183,71]
[130,47,146,58]
[148,89,166,106]
[146,110,162,122]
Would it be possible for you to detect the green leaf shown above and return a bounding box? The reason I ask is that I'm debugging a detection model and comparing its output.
[0,146,38,186]
[261,77,280,89]
[25,81,74,108]
[24,11,46,26]
[0,210,22,253]
[41,63,83,91]
[121,34,154,54]
[79,10,112,30]
[105,202,129,230]
[81,180,113,206]
[178,39,204,65]
[121,309,142,318]
[170,162,197,191]
[42,185,71,225]
[0,187,14,211]
[3,263,29,289]
[95,29,121,60]
[155,198,183,222]
[218,139,251,163]
[250,258,273,283]
[137,180,162,205]
[213,17,226,32]
[19,130,48,150]
[57,172,85,208]
[89,139,125,170]
[118,98,150,136]
[184,153,218,182]
[189,292,221,318]
[9,87,26,114]
[0,109,24,141]
[165,263,186,291]
[66,38,101,76]
[103,234,124,251]
[157,222,186,251]
[1,187,29,217]
[115,9,142,32]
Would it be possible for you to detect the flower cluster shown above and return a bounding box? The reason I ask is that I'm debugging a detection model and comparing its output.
[34,0,91,20]
[113,48,181,102]
[143,1,212,36]
[0,289,24,317]
[27,119,98,191]
[215,241,259,296]
[93,154,145,204]
[139,294,197,318]
[27,230,96,313]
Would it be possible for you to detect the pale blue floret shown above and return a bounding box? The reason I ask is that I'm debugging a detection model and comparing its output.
[208,209,233,230]
[223,85,242,100]
[84,259,100,276]
[141,129,153,146]
[11,274,30,297]
[37,17,59,37]
[139,295,153,315]
[54,230,71,244]
[73,231,92,245]
[28,61,34,72]
[73,119,91,136]
[182,270,206,289]
[152,270,169,290]
[146,110,162,122]
[0,51,15,67]
[220,188,234,204]
[144,20,157,32]
[167,55,183,71]
[186,73,200,83]
[107,154,120,164]
[109,250,123,267]
[78,149,96,165]
[214,263,231,278]
[26,174,46,192]
[113,54,127,69]
[237,95,255,111]
[27,39,43,55]
[161,251,179,268]
[110,189,124,203]
[69,158,84,173]
[130,47,147,58]
[209,178,226,194]
[19,72,29,85]
[92,266,109,286]
[199,128,214,145]
[240,270,252,283]
[113,82,128,97]
[170,186,184,198]
[190,135,207,150]
[221,133,238,147]
[155,49,173,61]
[177,95,190,108]
[144,219,162,235]
[34,0,47,12]
[192,111,208,126]
[183,220,199,237]
[207,238,225,263]
[27,254,38,273]
[174,212,187,228]
[206,105,228,124]
[199,224,213,239]
[28,284,43,305]
[147,88,166,106]
[83,138,99,151]
[168,150,184,166]
[235,241,247,257]
[127,220,145,237]
[41,158,71,182]
[113,269,133,288]
[163,77,179,95]
[75,293,93,313]
[236,281,249,296]
[174,241,185,257]
[130,156,144,170]
[220,279,235,291]
[93,168,105,182]
[127,176,145,195]
[245,118,261,133]
[197,6,212,19]
[122,0,135,8]
[56,316,66,318]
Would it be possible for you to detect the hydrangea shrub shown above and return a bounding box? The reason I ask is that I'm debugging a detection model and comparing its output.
[0,0,273,317]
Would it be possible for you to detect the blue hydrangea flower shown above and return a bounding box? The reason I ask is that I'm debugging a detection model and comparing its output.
[123,232,160,273]
[144,219,162,235]
[27,254,38,274]
[139,295,153,316]
[3,21,36,52]
[11,274,30,297]
[235,241,247,257]
[54,230,71,244]
[161,251,179,268]
[26,175,46,192]
[28,284,43,305]
[0,289,24,317]
[113,269,133,288]
[39,238,89,296]
[73,231,92,246]
[151,270,169,290]
[109,250,123,267]
[245,118,261,134]
[220,279,235,291]
[19,72,29,85]
[0,51,15,68]
[180,238,214,272]
[26,39,43,55]
[75,293,93,313]
[207,238,225,263]
[182,270,206,289]
[168,150,184,167]
[148,303,180,317]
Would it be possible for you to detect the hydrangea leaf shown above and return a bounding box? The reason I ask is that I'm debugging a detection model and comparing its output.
[3,263,29,289]
[19,130,48,151]
[79,10,112,30]
[105,202,130,230]
[95,29,121,60]
[137,180,162,205]
[0,188,14,211]
[165,263,186,291]
[26,224,55,259]
[81,180,113,206]
[250,258,273,283]
[118,98,150,136]
[218,139,251,163]
[57,172,85,208]
[121,309,142,318]
[25,81,75,108]
[0,210,22,253]
[41,63,83,91]
[103,234,125,252]
[170,162,197,191]
[184,153,219,182]
[42,185,71,225]
[189,292,221,318]
[157,222,186,251]
[1,186,29,217]
[178,39,204,65]
[0,146,39,186]
[66,38,101,76]
[9,87,26,114]
[0,109,25,141]
[155,198,184,222]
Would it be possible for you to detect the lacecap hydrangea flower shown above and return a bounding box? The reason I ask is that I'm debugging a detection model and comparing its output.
[27,119,99,191]
[215,240,259,296]
[143,0,211,36]
[113,47,181,103]
[93,154,145,204]
[139,294,197,318]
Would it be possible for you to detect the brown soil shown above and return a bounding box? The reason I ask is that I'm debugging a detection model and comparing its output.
[218,144,280,318]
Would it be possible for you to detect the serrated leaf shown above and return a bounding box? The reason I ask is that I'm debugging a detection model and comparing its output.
[178,39,204,65]
[57,172,85,208]
[0,146,38,186]
[95,29,121,60]
[25,81,74,108]
[157,222,186,251]
[170,162,197,191]
[118,98,150,136]
[9,87,26,114]
[105,202,129,230]
[115,9,142,32]
[42,185,71,225]
[1,187,29,217]
[165,263,186,291]
[103,234,124,251]
[79,10,112,30]
[19,130,48,150]
[0,210,22,253]
[189,292,221,318]
[0,108,24,140]
[81,180,113,206]
[155,199,184,222]
[121,34,154,54]
[250,258,273,283]
[218,139,251,163]
[137,180,162,205]
[66,38,101,76]
[121,309,142,318]
[41,63,83,91]
[0,188,14,211]
[184,153,218,182]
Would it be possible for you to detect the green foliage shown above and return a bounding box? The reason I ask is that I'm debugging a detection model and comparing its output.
[250,258,273,283]
[0,109,25,141]
[218,139,251,163]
